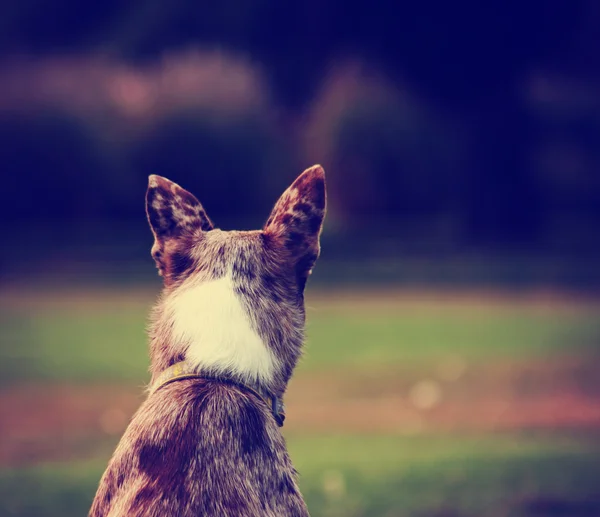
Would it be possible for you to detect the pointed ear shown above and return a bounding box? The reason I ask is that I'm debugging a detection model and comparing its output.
[264,165,326,286]
[146,175,214,276]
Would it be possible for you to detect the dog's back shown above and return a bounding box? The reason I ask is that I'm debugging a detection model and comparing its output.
[90,166,326,517]
[91,381,307,516]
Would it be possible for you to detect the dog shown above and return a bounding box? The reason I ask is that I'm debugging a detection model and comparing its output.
[89,165,326,517]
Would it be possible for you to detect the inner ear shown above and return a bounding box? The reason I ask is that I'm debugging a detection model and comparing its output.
[295,250,319,291]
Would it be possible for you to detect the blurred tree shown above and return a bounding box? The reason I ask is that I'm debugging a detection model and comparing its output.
[1,1,583,106]
[0,0,596,247]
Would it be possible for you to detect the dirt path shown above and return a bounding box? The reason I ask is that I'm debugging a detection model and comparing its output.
[2,356,599,467]
[2,285,600,313]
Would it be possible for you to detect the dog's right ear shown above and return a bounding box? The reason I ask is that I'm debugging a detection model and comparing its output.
[264,165,326,289]
[146,175,213,277]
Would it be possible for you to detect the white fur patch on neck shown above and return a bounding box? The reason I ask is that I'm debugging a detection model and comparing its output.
[167,274,278,385]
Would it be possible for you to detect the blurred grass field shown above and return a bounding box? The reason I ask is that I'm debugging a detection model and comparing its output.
[1,286,600,517]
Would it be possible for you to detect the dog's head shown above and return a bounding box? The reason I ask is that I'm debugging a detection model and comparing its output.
[146,166,326,395]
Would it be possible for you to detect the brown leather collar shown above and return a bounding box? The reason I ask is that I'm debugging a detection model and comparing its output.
[150,361,285,427]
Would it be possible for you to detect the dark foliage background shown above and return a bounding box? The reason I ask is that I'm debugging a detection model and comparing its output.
[1,0,599,285]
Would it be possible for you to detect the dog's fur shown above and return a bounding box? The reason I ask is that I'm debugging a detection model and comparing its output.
[89,165,326,517]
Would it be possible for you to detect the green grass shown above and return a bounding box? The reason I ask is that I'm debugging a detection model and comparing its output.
[0,308,149,383]
[302,310,600,370]
[290,433,600,517]
[1,291,599,383]
[1,288,600,516]
[0,434,598,517]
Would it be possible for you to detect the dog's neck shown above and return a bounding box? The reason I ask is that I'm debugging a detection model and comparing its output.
[149,360,286,426]
[151,272,282,394]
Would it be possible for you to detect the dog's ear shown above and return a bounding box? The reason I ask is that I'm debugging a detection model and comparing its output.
[264,165,326,288]
[146,175,214,277]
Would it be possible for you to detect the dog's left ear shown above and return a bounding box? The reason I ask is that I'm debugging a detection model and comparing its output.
[264,165,326,287]
[146,175,214,278]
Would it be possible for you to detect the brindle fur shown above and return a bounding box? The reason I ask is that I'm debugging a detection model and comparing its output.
[90,165,326,517]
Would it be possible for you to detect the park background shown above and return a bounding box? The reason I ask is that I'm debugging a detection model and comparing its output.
[1,1,600,515]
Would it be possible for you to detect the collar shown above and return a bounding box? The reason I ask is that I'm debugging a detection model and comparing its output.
[150,361,285,427]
